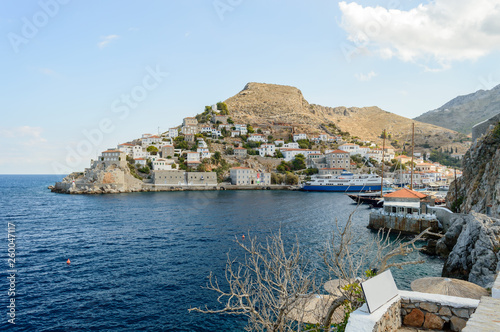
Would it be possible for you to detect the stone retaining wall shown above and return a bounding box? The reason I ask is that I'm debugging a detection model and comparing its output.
[400,290,479,332]
[372,299,401,332]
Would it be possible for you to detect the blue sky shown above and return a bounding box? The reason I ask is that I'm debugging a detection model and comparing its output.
[1,0,500,174]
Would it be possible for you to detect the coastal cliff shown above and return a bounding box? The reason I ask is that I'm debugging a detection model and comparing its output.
[446,121,500,218]
[437,121,500,287]
[51,163,143,194]
[436,212,500,288]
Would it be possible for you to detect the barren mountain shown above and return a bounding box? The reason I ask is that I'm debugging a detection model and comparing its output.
[414,84,500,134]
[225,82,469,152]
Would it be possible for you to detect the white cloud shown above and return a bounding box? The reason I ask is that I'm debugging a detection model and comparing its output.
[339,0,500,70]
[0,126,47,145]
[355,71,377,81]
[98,34,119,48]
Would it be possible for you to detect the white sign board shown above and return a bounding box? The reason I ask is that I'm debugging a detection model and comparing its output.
[361,270,399,313]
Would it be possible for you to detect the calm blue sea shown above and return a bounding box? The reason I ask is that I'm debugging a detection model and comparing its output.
[0,175,444,331]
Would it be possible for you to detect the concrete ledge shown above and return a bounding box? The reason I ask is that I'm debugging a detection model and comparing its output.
[399,290,480,308]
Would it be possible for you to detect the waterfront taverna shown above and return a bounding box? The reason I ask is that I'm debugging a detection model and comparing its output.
[368,188,441,234]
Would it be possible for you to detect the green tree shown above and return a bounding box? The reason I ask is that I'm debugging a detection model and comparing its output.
[247,125,255,134]
[270,173,284,184]
[284,172,299,185]
[147,145,159,155]
[297,139,311,149]
[292,154,306,170]
[216,102,229,115]
[227,117,234,124]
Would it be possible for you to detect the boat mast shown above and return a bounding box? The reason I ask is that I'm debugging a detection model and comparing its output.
[410,122,415,190]
[381,129,385,198]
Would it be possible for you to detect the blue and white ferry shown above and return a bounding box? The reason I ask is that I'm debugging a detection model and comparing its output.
[301,171,384,192]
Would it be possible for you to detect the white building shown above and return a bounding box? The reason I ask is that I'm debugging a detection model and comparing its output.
[231,130,240,137]
[200,126,213,134]
[281,142,299,149]
[229,167,271,185]
[274,140,284,146]
[338,143,361,156]
[293,133,308,142]
[248,134,268,143]
[257,144,276,157]
[152,158,174,171]
[134,158,147,166]
[197,148,211,159]
[132,145,147,159]
[186,152,200,163]
[281,149,320,161]
[197,139,208,148]
[211,129,222,137]
[117,142,135,155]
[169,128,179,139]
[141,135,162,146]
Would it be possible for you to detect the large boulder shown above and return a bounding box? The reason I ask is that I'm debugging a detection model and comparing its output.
[439,211,500,287]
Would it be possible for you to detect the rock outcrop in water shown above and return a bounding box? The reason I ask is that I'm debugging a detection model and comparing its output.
[52,162,143,194]
[436,211,500,288]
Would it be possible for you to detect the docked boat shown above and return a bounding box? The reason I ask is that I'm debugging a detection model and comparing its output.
[301,171,384,192]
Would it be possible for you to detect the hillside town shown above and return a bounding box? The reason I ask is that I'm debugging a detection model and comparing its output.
[78,103,462,191]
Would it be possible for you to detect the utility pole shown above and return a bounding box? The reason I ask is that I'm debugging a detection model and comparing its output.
[381,129,386,198]
[454,167,458,206]
[410,123,415,190]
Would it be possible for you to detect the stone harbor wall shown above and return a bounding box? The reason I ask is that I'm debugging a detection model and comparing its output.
[368,211,439,234]
[400,290,479,332]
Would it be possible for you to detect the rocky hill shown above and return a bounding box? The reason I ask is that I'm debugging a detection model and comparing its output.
[414,84,500,134]
[225,82,469,152]
[446,122,500,217]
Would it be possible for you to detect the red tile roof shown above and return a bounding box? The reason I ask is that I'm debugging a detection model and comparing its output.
[384,188,427,199]
[327,149,348,154]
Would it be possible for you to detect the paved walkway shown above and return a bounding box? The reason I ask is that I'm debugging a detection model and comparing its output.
[462,296,500,331]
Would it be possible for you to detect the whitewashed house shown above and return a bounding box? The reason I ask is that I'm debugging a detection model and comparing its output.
[197,148,211,159]
[169,128,179,139]
[281,149,320,161]
[248,134,268,143]
[257,144,276,157]
[152,158,174,171]
[338,143,361,156]
[293,133,308,142]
